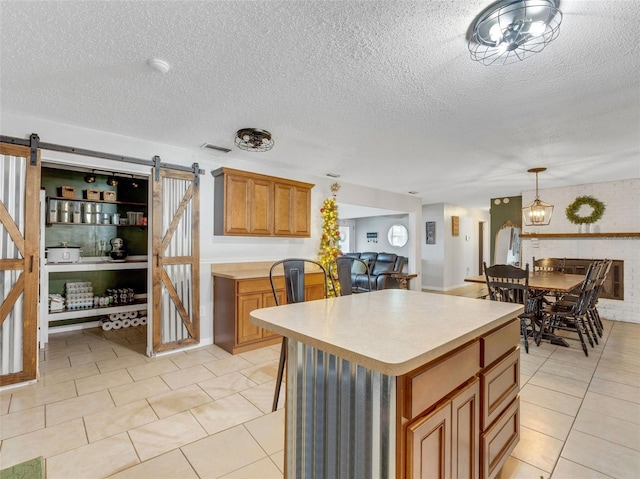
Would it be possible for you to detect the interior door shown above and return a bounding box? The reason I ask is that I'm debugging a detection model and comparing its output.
[0,143,40,386]
[151,167,200,353]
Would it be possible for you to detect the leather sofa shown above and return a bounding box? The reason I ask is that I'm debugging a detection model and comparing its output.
[343,252,407,290]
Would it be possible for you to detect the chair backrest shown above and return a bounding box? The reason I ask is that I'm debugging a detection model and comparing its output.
[588,259,612,308]
[269,259,328,306]
[483,262,530,306]
[329,256,370,296]
[533,257,566,273]
[570,261,601,315]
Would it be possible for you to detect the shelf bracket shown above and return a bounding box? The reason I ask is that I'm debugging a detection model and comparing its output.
[192,162,200,187]
[153,156,161,182]
[29,133,39,166]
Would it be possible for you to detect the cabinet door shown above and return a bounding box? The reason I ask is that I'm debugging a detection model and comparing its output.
[305,283,326,301]
[273,183,311,237]
[291,185,311,236]
[407,401,452,479]
[237,293,264,344]
[273,182,294,235]
[250,178,273,235]
[451,379,480,479]
[262,291,284,338]
[224,174,252,234]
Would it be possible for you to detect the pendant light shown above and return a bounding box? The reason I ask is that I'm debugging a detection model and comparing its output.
[84,170,96,183]
[106,174,119,187]
[522,167,553,226]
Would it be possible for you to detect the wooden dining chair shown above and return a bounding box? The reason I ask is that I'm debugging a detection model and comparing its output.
[588,259,612,337]
[269,259,328,411]
[543,261,600,356]
[532,257,566,273]
[483,262,537,353]
[328,256,371,296]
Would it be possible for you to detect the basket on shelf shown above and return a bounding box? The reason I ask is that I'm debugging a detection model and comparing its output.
[58,186,77,198]
[102,191,117,202]
[83,189,100,200]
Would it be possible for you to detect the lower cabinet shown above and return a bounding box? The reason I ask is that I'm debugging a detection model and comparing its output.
[407,378,480,479]
[400,319,520,479]
[213,272,324,354]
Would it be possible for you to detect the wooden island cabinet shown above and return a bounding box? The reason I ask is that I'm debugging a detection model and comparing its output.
[212,262,325,354]
[251,290,523,479]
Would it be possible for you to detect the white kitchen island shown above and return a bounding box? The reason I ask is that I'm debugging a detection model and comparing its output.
[251,289,523,479]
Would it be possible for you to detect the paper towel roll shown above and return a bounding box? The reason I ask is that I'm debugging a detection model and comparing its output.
[130,318,140,327]
[139,317,147,325]
[117,312,128,320]
[109,313,119,321]
[121,319,131,328]
[101,320,113,331]
[128,310,138,319]
[112,320,122,329]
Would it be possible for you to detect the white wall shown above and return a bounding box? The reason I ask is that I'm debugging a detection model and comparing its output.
[521,178,640,323]
[3,112,423,345]
[422,204,445,289]
[353,215,410,258]
[421,203,490,291]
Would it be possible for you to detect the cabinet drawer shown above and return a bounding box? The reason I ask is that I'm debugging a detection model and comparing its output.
[481,319,519,368]
[405,341,480,419]
[237,277,278,294]
[238,273,322,295]
[481,396,520,479]
[481,347,519,429]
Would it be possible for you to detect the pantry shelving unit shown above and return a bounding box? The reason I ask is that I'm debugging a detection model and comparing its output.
[39,256,149,344]
[45,196,147,226]
[39,167,150,347]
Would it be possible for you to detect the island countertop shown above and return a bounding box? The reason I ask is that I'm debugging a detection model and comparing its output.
[251,289,523,376]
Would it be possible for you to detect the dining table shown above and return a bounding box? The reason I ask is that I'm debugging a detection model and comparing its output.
[465,270,587,347]
[464,270,586,293]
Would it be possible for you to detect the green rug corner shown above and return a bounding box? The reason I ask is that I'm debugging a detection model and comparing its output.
[0,456,44,479]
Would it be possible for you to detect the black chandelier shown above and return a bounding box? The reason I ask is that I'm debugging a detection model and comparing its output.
[234,128,274,152]
[468,0,562,65]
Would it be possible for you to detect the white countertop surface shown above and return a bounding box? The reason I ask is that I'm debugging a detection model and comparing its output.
[251,289,523,376]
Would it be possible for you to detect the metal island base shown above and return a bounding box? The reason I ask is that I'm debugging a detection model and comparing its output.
[251,289,523,479]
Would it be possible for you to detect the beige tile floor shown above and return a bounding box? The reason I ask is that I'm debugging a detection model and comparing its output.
[1,316,639,478]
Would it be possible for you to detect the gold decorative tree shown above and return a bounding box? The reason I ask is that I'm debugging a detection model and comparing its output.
[317,183,342,296]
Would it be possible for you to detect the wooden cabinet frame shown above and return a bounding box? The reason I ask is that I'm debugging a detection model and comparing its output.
[213,167,313,237]
[397,319,521,479]
[213,272,325,354]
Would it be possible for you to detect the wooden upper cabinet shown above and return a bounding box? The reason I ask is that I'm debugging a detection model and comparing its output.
[273,182,312,236]
[213,167,313,237]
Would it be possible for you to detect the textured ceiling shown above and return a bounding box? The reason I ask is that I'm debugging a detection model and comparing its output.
[1,0,639,210]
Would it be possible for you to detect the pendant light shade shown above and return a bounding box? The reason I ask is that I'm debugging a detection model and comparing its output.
[522,167,553,226]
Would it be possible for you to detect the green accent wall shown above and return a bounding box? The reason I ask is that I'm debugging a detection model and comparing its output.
[42,167,148,256]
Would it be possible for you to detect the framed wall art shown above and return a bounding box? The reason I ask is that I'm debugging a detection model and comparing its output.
[426,221,436,244]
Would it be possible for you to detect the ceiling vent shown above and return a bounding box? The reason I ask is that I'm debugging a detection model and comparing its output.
[200,143,231,153]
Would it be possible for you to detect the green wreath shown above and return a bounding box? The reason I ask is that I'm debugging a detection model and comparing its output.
[565,196,605,224]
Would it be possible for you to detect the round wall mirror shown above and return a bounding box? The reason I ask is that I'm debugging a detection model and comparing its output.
[388,224,408,247]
